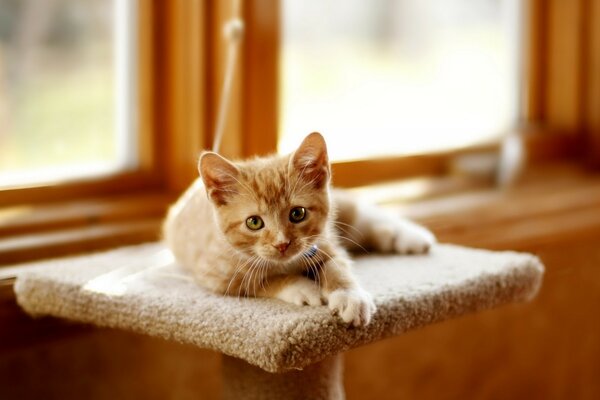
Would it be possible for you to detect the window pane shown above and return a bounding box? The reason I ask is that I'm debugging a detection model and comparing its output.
[0,0,136,187]
[280,0,521,161]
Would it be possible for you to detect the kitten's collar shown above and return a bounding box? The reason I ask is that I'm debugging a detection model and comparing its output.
[305,244,318,258]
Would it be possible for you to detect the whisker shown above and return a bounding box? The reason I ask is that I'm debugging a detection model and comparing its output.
[332,220,364,237]
[297,241,329,290]
[225,255,255,297]
[251,258,264,297]
[246,256,265,298]
[250,260,257,297]
[235,256,259,298]
[257,259,267,294]
[302,253,321,289]
[239,256,260,298]
[328,233,369,254]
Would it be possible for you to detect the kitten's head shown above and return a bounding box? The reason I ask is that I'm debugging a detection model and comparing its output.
[199,132,331,263]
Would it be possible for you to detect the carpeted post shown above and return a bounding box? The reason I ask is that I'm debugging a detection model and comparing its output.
[222,354,345,400]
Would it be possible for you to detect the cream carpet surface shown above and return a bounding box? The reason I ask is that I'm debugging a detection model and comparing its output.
[13,243,543,373]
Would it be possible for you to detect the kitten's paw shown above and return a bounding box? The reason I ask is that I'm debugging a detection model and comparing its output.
[327,287,376,327]
[372,221,436,254]
[393,222,436,254]
[276,278,324,307]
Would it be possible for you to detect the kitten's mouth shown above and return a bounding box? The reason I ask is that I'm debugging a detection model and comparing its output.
[265,246,302,262]
[268,243,317,263]
[273,249,298,261]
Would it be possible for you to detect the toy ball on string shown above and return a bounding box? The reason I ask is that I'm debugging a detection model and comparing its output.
[224,18,244,42]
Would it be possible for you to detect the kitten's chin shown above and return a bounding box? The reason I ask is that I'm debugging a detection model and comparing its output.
[261,249,302,264]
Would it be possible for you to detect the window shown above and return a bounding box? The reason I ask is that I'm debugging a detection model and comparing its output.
[0,0,138,188]
[0,0,597,265]
[279,0,523,162]
[0,0,206,263]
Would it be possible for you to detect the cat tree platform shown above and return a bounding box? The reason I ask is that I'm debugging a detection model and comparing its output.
[13,242,543,399]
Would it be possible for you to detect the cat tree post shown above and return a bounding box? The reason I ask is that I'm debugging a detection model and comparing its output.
[222,354,344,400]
[12,243,543,399]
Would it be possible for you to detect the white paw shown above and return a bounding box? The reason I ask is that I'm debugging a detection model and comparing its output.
[393,221,436,254]
[276,278,324,306]
[327,287,376,327]
[372,220,436,254]
[370,224,397,252]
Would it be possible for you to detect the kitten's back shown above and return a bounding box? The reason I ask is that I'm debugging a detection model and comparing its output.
[163,178,216,271]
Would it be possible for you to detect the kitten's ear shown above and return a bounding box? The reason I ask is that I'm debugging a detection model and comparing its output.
[291,132,330,189]
[199,152,240,206]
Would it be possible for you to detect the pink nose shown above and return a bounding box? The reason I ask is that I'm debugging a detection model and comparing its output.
[274,241,291,254]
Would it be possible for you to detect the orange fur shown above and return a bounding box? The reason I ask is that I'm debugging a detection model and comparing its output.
[163,132,435,326]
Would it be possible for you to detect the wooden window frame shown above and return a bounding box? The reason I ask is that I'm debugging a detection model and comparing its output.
[2,0,596,204]
[0,1,212,264]
[240,0,600,186]
[1,2,161,207]
[1,0,600,266]
[0,1,289,265]
[1,0,214,207]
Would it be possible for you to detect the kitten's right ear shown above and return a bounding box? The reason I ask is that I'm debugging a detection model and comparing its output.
[291,132,330,189]
[199,152,240,206]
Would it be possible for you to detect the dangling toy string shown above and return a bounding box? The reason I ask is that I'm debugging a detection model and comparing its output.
[212,0,244,154]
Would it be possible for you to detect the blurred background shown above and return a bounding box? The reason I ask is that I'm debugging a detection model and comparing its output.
[0,0,132,187]
[1,0,599,399]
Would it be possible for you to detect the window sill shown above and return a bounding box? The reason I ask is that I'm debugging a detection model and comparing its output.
[0,192,174,269]
[367,162,600,251]
[1,161,600,352]
[2,161,599,275]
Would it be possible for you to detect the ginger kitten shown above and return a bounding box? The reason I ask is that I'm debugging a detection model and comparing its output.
[163,132,435,326]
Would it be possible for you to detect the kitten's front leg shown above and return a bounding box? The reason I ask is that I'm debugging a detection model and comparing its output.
[257,275,325,306]
[369,217,436,254]
[318,244,376,327]
[334,190,436,254]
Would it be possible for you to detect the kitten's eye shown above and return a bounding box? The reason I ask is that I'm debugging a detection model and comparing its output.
[289,207,306,223]
[246,216,264,230]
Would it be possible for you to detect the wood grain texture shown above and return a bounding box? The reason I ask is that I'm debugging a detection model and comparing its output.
[0,171,162,207]
[0,283,91,355]
[332,132,579,188]
[524,0,546,121]
[242,0,279,157]
[155,0,207,192]
[0,219,161,266]
[545,0,584,131]
[136,0,156,171]
[0,327,222,400]
[2,175,600,399]
[0,193,171,238]
[207,0,244,160]
[584,0,600,164]
[399,164,600,250]
[344,237,600,400]
[0,192,172,266]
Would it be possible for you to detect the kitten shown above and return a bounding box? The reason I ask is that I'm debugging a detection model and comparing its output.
[163,132,435,326]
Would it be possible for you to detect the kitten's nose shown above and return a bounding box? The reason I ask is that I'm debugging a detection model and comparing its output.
[273,241,291,254]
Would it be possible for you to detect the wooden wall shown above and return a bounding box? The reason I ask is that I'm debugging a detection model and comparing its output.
[345,237,600,399]
[1,219,599,399]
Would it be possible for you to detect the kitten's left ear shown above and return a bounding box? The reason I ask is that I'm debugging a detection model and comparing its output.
[291,132,330,189]
[199,152,240,206]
